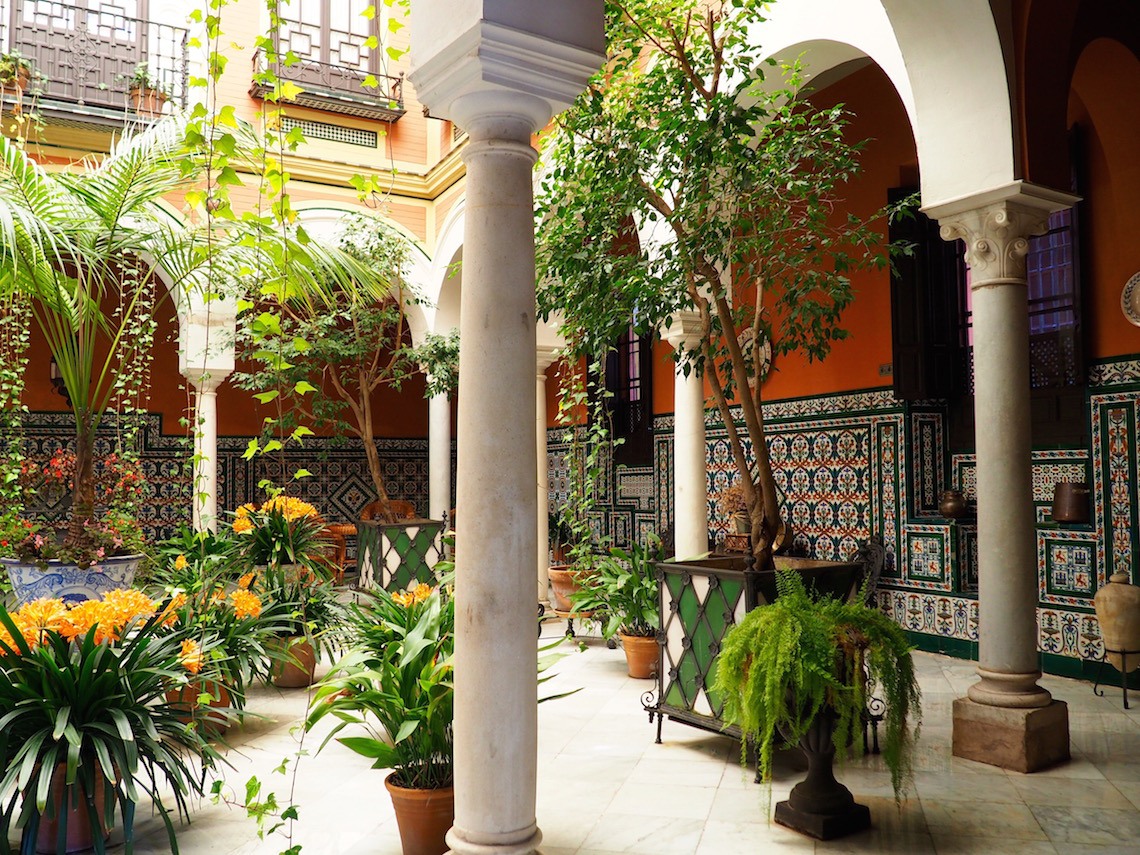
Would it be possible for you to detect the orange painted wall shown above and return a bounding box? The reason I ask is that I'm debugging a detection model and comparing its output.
[1066,39,1140,359]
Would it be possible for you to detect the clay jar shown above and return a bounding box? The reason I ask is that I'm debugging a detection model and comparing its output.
[938,489,968,519]
[1094,572,1140,672]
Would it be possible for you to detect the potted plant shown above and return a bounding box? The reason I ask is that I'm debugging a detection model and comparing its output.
[307,580,454,855]
[0,51,32,96]
[537,2,913,569]
[253,561,345,688]
[151,551,294,721]
[712,570,921,840]
[715,482,751,535]
[231,495,331,574]
[1,451,149,604]
[126,62,169,116]
[0,589,221,854]
[568,534,664,678]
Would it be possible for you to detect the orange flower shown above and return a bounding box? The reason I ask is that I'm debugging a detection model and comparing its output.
[262,495,319,522]
[160,593,188,627]
[237,572,254,590]
[174,554,188,571]
[230,589,262,620]
[58,600,112,643]
[234,503,257,519]
[179,639,203,674]
[14,598,68,645]
[232,516,253,534]
[102,589,158,630]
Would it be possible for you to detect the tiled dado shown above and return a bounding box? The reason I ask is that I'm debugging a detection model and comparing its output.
[876,588,1105,661]
[15,410,431,542]
[1039,528,1100,608]
[951,449,1090,523]
[901,522,977,592]
[1091,392,1139,583]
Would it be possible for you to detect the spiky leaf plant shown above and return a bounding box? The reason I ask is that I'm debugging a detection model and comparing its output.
[713,570,921,801]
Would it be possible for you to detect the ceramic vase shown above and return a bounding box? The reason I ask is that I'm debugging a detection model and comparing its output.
[1094,572,1140,672]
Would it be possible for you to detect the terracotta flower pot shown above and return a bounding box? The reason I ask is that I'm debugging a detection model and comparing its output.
[129,86,168,117]
[269,637,317,688]
[34,765,110,854]
[165,680,232,736]
[620,633,658,679]
[384,774,454,855]
[547,564,592,615]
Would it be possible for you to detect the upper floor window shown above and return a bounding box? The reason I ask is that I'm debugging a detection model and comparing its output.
[251,0,405,122]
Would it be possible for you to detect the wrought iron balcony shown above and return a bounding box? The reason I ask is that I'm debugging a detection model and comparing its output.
[1,0,188,122]
[250,50,405,123]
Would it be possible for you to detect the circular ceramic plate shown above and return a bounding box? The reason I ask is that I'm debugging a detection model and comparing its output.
[1122,271,1140,327]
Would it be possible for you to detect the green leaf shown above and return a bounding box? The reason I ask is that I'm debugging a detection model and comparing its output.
[253,390,280,404]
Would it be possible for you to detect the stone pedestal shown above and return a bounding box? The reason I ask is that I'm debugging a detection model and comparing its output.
[952,698,1070,773]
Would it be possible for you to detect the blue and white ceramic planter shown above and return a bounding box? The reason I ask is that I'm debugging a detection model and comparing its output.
[1,554,143,605]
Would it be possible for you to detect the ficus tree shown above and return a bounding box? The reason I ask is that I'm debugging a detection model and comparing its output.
[537,0,911,567]
[234,213,459,524]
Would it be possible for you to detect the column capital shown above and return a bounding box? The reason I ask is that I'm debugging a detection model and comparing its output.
[924,181,1079,285]
[410,3,605,138]
[536,345,560,378]
[182,371,229,395]
[662,310,704,352]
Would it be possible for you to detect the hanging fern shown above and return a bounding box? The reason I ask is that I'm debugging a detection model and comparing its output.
[712,570,921,802]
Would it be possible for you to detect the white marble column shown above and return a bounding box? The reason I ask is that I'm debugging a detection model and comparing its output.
[536,346,559,604]
[410,7,603,852]
[663,312,708,559]
[929,181,1077,772]
[186,375,226,532]
[429,391,452,522]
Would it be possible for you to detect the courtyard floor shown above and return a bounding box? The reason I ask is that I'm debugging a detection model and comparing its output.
[124,621,1140,855]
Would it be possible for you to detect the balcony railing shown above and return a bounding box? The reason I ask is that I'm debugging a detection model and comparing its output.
[1,1,188,119]
[250,50,405,123]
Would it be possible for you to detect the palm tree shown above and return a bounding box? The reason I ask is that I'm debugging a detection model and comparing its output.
[0,118,387,555]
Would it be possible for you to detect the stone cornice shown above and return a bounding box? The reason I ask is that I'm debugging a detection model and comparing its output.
[662,310,704,351]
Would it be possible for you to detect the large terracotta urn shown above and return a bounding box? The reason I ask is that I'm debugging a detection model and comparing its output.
[1094,572,1140,672]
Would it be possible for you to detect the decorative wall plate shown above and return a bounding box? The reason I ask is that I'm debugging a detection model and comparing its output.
[1122,271,1140,327]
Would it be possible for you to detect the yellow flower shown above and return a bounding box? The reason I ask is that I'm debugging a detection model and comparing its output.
[102,588,158,627]
[392,584,434,608]
[160,593,188,627]
[179,639,203,675]
[232,516,253,534]
[262,495,319,522]
[59,600,112,644]
[14,598,68,644]
[234,503,257,519]
[230,589,262,620]
[174,554,188,571]
[237,572,255,590]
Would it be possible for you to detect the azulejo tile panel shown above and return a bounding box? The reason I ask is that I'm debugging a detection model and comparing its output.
[1091,395,1138,581]
[904,526,951,590]
[909,409,945,518]
[13,411,430,542]
[1038,529,1100,609]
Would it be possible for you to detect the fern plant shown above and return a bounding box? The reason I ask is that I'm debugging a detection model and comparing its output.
[712,570,921,802]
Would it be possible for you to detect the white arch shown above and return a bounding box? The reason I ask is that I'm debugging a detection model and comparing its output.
[294,202,434,345]
[754,0,1016,206]
[428,196,467,335]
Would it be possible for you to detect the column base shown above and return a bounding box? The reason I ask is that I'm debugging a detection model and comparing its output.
[952,697,1070,773]
[446,825,542,855]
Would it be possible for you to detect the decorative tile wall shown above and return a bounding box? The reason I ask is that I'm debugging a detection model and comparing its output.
[12,411,430,542]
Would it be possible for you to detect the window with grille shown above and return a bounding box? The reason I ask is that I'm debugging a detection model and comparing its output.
[889,128,1086,449]
[601,324,654,468]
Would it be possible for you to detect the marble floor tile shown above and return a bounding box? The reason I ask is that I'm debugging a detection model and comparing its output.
[106,647,1140,855]
[1030,804,1140,847]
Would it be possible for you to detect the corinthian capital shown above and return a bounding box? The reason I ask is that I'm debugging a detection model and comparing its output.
[924,181,1079,288]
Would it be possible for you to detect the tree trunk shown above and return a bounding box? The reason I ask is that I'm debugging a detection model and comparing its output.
[360,396,396,523]
[66,416,97,550]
